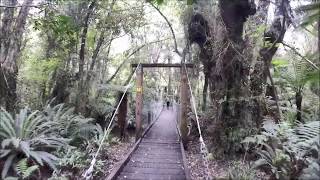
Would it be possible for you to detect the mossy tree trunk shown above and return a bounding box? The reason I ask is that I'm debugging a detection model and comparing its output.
[188,0,292,154]
[0,0,34,111]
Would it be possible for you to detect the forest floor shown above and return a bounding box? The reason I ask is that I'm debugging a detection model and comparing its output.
[186,139,229,179]
[185,137,269,180]
[52,136,135,179]
[103,136,135,178]
[185,114,269,180]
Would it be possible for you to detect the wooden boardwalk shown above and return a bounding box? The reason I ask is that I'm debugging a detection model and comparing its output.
[108,108,190,180]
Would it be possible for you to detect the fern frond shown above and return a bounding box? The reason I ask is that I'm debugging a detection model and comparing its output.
[22,165,38,179]
[286,121,320,156]
[1,154,15,179]
[297,1,320,27]
[0,110,16,139]
[16,158,39,179]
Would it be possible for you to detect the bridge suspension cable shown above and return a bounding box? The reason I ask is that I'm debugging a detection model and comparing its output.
[83,62,142,180]
[183,63,212,180]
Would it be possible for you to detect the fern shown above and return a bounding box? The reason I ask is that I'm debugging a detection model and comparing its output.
[297,1,320,27]
[0,107,67,179]
[16,158,39,179]
[43,103,98,144]
[244,118,320,179]
[228,161,257,180]
[285,121,320,157]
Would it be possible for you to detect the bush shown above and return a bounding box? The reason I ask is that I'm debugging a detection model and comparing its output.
[0,104,101,178]
[0,107,67,179]
[228,161,258,180]
[242,119,320,179]
[43,104,99,146]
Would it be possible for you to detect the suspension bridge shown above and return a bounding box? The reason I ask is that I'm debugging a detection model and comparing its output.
[108,106,190,180]
[83,63,209,180]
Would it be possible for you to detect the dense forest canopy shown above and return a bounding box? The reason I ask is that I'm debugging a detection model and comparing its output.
[0,0,319,179]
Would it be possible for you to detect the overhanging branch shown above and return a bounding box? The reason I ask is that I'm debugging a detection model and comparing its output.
[148,2,182,56]
[106,38,170,83]
[282,42,319,70]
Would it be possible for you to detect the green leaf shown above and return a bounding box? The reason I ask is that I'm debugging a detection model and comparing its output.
[304,70,320,83]
[4,177,19,180]
[241,136,256,144]
[187,0,194,5]
[253,158,268,168]
[272,58,289,67]
[23,165,38,178]
[2,154,15,179]
[157,0,164,4]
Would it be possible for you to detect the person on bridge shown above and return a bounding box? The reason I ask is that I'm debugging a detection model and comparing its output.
[166,100,170,110]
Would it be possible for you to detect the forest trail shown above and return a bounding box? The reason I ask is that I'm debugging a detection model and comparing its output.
[112,107,189,180]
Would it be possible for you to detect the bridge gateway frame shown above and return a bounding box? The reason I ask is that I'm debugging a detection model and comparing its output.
[131,63,193,146]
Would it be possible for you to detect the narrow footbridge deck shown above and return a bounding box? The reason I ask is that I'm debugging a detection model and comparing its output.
[108,108,190,180]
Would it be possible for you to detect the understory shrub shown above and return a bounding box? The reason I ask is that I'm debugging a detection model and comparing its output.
[0,104,101,179]
[0,107,67,179]
[242,118,320,179]
[228,161,258,180]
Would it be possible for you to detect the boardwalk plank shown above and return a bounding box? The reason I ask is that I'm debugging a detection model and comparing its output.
[118,173,186,180]
[126,162,184,169]
[122,167,185,175]
[112,109,188,180]
[128,158,182,164]
[132,153,182,159]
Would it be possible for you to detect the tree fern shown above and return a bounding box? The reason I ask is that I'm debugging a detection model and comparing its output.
[297,1,320,27]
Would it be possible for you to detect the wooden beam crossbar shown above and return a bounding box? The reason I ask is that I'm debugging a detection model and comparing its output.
[131,63,194,68]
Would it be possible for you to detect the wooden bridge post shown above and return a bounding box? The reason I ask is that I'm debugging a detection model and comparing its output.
[135,65,143,141]
[180,66,189,148]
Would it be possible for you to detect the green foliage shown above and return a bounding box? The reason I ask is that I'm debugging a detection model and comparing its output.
[242,118,320,179]
[252,25,267,38]
[0,107,67,179]
[253,145,291,179]
[56,147,88,170]
[16,158,39,179]
[33,13,79,45]
[148,0,195,5]
[0,104,102,178]
[226,127,257,154]
[54,147,106,178]
[42,103,100,146]
[273,53,318,93]
[297,1,320,27]
[22,57,61,85]
[228,161,257,180]
[148,0,165,5]
[272,58,289,67]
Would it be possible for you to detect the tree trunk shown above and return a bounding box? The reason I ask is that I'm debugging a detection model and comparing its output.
[180,65,189,149]
[0,0,34,111]
[251,0,292,120]
[49,70,71,105]
[76,0,96,114]
[202,72,208,111]
[78,1,96,81]
[87,0,116,82]
[0,0,17,61]
[187,0,292,154]
[206,0,255,153]
[296,91,303,122]
[117,93,128,140]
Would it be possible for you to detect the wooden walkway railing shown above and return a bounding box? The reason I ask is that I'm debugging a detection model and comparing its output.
[107,108,190,180]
